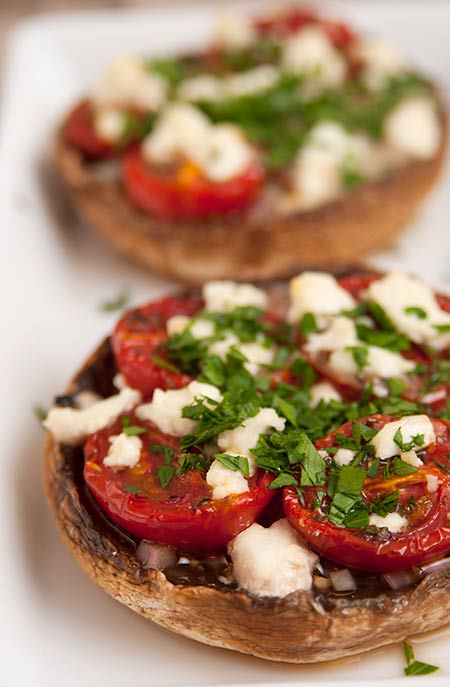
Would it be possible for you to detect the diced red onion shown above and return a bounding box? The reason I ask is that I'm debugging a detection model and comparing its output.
[136,540,178,570]
[330,568,357,592]
[382,569,418,590]
[419,556,450,577]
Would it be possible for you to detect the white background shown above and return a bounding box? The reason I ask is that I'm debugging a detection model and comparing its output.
[1,2,450,685]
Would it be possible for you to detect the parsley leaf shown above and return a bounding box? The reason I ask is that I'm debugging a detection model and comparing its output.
[371,490,399,516]
[100,291,130,312]
[269,472,298,489]
[404,306,427,319]
[347,345,368,371]
[122,416,147,436]
[156,465,176,489]
[299,312,319,337]
[403,641,438,676]
[214,453,250,478]
[296,433,327,487]
[393,457,418,475]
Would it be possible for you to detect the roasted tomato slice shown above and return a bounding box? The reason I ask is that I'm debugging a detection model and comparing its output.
[283,415,450,572]
[64,100,114,159]
[84,415,274,551]
[112,295,202,398]
[122,148,265,220]
[254,9,355,48]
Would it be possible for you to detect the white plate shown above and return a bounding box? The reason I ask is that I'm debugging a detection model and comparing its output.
[1,2,450,685]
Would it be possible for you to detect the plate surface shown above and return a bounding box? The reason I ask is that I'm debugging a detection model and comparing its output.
[1,2,450,685]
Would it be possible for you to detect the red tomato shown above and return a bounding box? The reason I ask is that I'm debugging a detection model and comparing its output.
[84,415,274,551]
[254,8,316,37]
[254,9,355,48]
[112,295,203,398]
[122,148,265,220]
[64,100,113,159]
[283,415,450,572]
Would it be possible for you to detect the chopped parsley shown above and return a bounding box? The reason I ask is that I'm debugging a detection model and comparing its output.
[99,291,130,313]
[402,641,439,676]
[214,453,250,478]
[404,306,427,319]
[121,416,147,436]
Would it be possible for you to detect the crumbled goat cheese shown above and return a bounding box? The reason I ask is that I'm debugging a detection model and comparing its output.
[94,107,125,143]
[283,26,346,89]
[228,519,318,597]
[208,335,274,375]
[136,381,222,437]
[426,474,440,494]
[213,12,257,50]
[206,459,249,499]
[288,271,356,323]
[370,415,435,460]
[384,97,441,159]
[203,280,267,312]
[309,381,342,407]
[368,512,408,533]
[366,272,450,350]
[166,315,215,339]
[401,449,423,468]
[353,38,405,91]
[103,433,142,468]
[43,387,141,445]
[93,54,167,110]
[217,408,285,476]
[142,103,254,182]
[334,448,355,467]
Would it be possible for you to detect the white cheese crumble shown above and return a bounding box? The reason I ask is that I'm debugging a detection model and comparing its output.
[136,381,222,437]
[73,390,102,410]
[142,103,254,182]
[213,12,257,50]
[288,271,356,323]
[206,459,249,499]
[384,97,441,159]
[401,449,423,468]
[93,54,167,110]
[228,519,318,597]
[334,448,355,467]
[327,344,415,385]
[179,66,279,103]
[103,433,143,468]
[426,473,440,494]
[225,65,279,98]
[366,272,450,350]
[217,408,285,476]
[370,415,435,460]
[368,512,408,533]
[43,387,141,445]
[283,26,346,89]
[353,38,405,91]
[208,334,274,375]
[203,280,267,312]
[305,316,358,353]
[166,315,215,339]
[309,381,342,407]
[94,107,125,143]
[287,122,376,210]
[178,74,223,102]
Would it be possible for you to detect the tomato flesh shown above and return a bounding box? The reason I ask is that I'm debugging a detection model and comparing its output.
[254,9,355,48]
[122,148,265,220]
[84,415,274,551]
[112,295,202,398]
[64,100,114,159]
[283,415,450,572]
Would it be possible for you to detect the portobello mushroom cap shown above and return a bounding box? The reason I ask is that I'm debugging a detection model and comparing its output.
[42,281,450,663]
